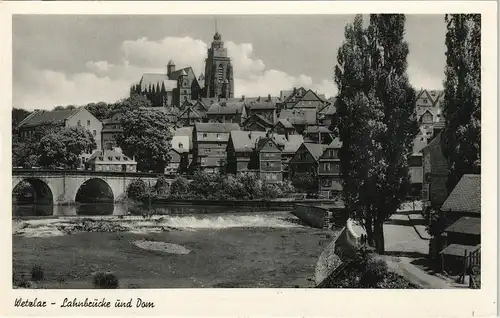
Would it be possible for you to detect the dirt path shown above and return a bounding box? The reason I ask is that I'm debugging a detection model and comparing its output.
[383,256,458,289]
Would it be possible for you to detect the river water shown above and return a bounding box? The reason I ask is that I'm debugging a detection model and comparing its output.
[12,203,287,218]
[12,203,332,288]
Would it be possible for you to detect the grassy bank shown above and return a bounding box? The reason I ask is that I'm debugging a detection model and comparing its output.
[13,226,333,288]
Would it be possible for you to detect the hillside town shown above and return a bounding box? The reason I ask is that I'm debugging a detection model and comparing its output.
[12,14,481,290]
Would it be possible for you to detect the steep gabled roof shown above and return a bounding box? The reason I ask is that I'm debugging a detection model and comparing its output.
[303,143,329,162]
[278,108,317,125]
[19,108,82,128]
[229,130,267,153]
[319,102,337,115]
[243,113,273,127]
[441,174,481,214]
[326,137,342,149]
[178,107,203,119]
[206,102,245,115]
[271,134,304,154]
[275,118,294,129]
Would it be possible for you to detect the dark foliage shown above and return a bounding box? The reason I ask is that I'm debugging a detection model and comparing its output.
[92,272,119,289]
[334,14,418,253]
[441,14,481,194]
[30,265,44,281]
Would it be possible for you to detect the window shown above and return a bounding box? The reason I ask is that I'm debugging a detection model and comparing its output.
[268,142,273,147]
[108,156,113,161]
[203,133,208,138]
[218,65,224,83]
[77,120,81,126]
[216,133,220,139]
[179,142,184,149]
[93,130,96,136]
[423,99,428,104]
[325,163,331,171]
[266,162,270,167]
[87,120,91,126]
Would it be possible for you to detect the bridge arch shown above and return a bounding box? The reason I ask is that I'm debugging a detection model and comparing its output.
[75,178,115,203]
[12,178,54,205]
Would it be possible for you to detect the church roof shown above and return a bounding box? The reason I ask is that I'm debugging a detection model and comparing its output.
[168,67,195,81]
[139,73,176,92]
[168,60,175,66]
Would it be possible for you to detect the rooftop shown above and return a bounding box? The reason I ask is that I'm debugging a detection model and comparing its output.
[229,130,267,153]
[303,143,328,161]
[441,174,481,214]
[194,122,241,133]
[439,243,480,257]
[19,108,82,128]
[444,217,481,236]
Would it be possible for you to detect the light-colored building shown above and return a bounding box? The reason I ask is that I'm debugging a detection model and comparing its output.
[85,148,137,172]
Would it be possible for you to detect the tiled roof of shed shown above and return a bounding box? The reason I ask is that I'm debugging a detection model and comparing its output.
[439,243,480,257]
[444,217,481,236]
[441,174,481,214]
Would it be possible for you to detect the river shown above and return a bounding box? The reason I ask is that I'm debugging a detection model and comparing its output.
[12,203,333,288]
[12,203,288,218]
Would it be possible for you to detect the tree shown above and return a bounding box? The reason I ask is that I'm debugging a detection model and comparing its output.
[116,108,173,172]
[441,14,481,194]
[85,102,112,121]
[12,108,31,135]
[335,14,418,253]
[37,126,97,169]
[291,172,318,194]
[110,94,152,117]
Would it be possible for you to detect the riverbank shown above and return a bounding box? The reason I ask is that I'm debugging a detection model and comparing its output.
[13,212,334,288]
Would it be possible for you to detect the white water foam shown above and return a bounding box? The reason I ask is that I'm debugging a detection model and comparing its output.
[13,212,303,237]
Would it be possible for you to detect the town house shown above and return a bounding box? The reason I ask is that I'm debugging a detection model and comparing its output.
[205,101,247,124]
[192,122,241,173]
[317,138,342,198]
[226,130,267,174]
[255,135,283,183]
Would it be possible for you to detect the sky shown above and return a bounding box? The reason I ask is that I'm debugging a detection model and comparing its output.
[13,14,447,110]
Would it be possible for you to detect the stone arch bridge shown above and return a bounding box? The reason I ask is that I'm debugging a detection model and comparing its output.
[12,169,176,205]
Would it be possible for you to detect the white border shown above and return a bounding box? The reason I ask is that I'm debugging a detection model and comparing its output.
[0,2,497,317]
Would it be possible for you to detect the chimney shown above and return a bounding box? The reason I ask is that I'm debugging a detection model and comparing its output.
[257,96,261,102]
[267,94,271,102]
[241,95,245,102]
[248,132,252,139]
[285,130,289,141]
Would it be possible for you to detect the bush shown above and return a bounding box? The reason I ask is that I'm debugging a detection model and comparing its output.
[31,265,44,281]
[324,245,418,289]
[169,176,191,199]
[126,179,148,200]
[92,272,119,289]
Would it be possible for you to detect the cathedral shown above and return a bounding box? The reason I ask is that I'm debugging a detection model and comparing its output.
[130,31,234,108]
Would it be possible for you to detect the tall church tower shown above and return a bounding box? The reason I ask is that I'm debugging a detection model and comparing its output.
[203,30,234,99]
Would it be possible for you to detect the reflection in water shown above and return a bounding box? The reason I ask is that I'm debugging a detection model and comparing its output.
[12,203,286,218]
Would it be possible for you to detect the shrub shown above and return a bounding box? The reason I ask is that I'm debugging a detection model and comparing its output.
[126,179,148,200]
[31,265,44,281]
[170,176,191,199]
[324,245,418,289]
[92,272,119,289]
[154,176,170,196]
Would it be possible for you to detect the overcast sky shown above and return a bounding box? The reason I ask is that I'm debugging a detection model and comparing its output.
[13,14,447,110]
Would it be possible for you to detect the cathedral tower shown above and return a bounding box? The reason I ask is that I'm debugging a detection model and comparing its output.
[203,31,234,99]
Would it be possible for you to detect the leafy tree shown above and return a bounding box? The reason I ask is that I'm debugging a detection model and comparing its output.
[37,126,97,169]
[291,172,318,194]
[110,94,152,117]
[126,179,149,200]
[85,102,112,121]
[170,176,191,199]
[334,14,418,253]
[441,14,481,194]
[117,108,173,172]
[12,108,31,135]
